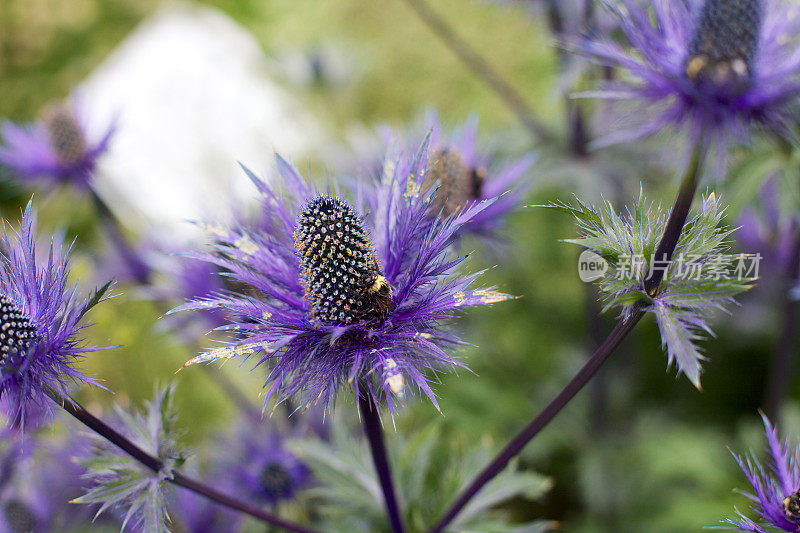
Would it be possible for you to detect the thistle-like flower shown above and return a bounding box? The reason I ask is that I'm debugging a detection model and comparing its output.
[574,0,800,156]
[75,385,186,532]
[0,203,110,430]
[0,429,97,533]
[547,190,754,387]
[0,100,114,189]
[390,112,536,241]
[722,414,800,532]
[221,421,310,507]
[175,142,512,413]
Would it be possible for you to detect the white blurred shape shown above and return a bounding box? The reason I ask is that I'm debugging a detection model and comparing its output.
[79,2,322,239]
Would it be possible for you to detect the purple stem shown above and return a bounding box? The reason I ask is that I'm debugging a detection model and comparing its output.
[358,392,405,533]
[47,388,317,533]
[429,142,707,533]
[400,0,554,143]
[88,187,151,284]
[428,307,644,533]
[763,223,800,419]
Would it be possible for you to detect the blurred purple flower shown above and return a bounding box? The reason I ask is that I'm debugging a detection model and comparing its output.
[387,111,535,242]
[0,429,97,532]
[0,203,110,430]
[0,100,114,190]
[222,421,310,507]
[174,142,512,414]
[574,0,800,157]
[723,414,800,532]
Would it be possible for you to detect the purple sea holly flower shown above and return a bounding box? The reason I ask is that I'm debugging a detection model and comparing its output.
[221,421,310,507]
[0,428,98,533]
[0,99,114,190]
[174,140,513,414]
[722,414,800,532]
[0,203,111,430]
[574,0,800,158]
[385,112,536,242]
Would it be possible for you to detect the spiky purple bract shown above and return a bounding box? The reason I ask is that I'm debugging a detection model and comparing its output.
[574,0,800,158]
[0,100,113,190]
[0,203,109,430]
[722,414,800,532]
[174,140,512,415]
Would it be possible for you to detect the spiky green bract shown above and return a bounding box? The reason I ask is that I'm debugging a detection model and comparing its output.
[545,190,754,387]
[293,417,553,532]
[75,385,187,532]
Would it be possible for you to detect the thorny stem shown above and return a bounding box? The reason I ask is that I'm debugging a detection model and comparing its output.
[47,389,317,533]
[358,392,405,533]
[400,0,554,143]
[763,223,800,419]
[429,142,708,533]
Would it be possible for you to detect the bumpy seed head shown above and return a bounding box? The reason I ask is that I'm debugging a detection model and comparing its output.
[4,500,37,533]
[685,0,762,89]
[43,105,87,165]
[259,461,293,497]
[0,295,38,373]
[784,490,800,522]
[422,149,484,216]
[294,196,392,325]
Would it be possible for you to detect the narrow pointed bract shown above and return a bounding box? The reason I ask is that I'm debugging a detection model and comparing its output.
[723,415,800,532]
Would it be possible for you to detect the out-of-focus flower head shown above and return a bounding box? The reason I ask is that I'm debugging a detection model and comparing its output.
[222,420,310,507]
[0,98,114,190]
[0,202,112,430]
[174,141,513,415]
[0,428,97,532]
[75,385,186,532]
[574,0,800,161]
[147,250,228,341]
[548,191,753,387]
[168,473,242,533]
[386,111,536,242]
[723,414,800,532]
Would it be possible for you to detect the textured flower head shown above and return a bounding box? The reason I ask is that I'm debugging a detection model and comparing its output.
[575,0,800,156]
[723,414,800,532]
[385,111,536,242]
[175,142,512,414]
[0,99,114,189]
[222,421,310,507]
[0,203,110,430]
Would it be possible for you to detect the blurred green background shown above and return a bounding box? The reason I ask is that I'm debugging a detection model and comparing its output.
[0,0,789,531]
